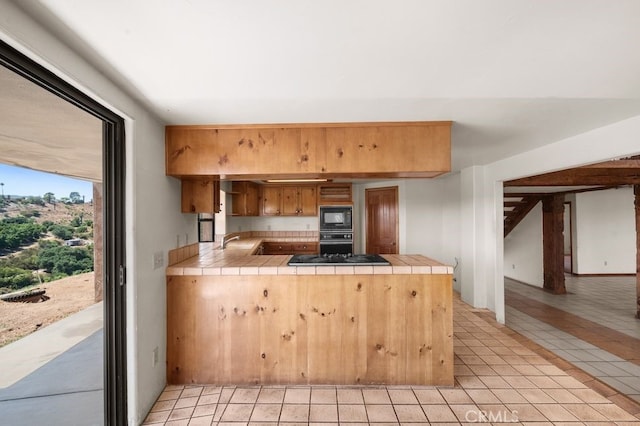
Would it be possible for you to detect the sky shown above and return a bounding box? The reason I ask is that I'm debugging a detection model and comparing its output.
[0,163,93,202]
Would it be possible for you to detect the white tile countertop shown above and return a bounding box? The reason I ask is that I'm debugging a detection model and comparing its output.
[166,241,453,276]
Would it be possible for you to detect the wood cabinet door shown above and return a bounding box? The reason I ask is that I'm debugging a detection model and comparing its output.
[245,182,259,216]
[281,186,300,215]
[261,186,282,216]
[298,186,317,216]
[181,178,220,214]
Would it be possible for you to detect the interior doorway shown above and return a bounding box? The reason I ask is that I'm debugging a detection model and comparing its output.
[365,186,399,254]
[0,40,126,424]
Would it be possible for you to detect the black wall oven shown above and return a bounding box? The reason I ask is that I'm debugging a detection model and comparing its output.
[319,206,353,255]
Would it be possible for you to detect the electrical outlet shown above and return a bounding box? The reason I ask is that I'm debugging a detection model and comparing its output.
[152,346,159,367]
[267,225,271,231]
[604,260,608,266]
[306,224,310,230]
[512,264,515,269]
[153,251,164,269]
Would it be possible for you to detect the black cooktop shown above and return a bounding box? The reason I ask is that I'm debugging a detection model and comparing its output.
[288,253,390,266]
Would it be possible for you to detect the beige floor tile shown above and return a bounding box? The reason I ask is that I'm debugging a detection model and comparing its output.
[465,389,501,404]
[365,404,397,422]
[212,404,226,422]
[188,415,213,426]
[338,404,368,422]
[468,364,497,375]
[552,375,588,389]
[393,404,427,422]
[538,404,579,422]
[569,388,612,404]
[169,407,196,421]
[158,390,182,401]
[526,375,563,388]
[151,399,177,412]
[197,393,219,405]
[165,420,190,426]
[502,375,536,389]
[218,388,235,404]
[413,389,446,404]
[456,375,487,389]
[257,388,285,403]
[309,404,338,422]
[311,387,337,404]
[280,404,310,422]
[192,404,216,417]
[174,396,199,409]
[284,387,311,404]
[250,403,281,422]
[517,388,556,404]
[362,388,391,404]
[219,403,253,422]
[490,364,520,375]
[337,388,364,404]
[230,388,260,404]
[202,385,222,395]
[504,404,546,421]
[387,389,418,404]
[543,388,584,404]
[181,387,204,398]
[562,403,609,421]
[421,404,457,422]
[448,404,480,422]
[478,375,512,388]
[439,388,473,404]
[143,410,171,424]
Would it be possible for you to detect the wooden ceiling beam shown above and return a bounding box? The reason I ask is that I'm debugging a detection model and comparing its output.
[505,168,640,186]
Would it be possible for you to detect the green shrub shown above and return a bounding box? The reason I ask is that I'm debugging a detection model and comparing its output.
[0,266,35,289]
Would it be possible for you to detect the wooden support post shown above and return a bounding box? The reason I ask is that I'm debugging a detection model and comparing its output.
[635,185,640,319]
[543,194,566,294]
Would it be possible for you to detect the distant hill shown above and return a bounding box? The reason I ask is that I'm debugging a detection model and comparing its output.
[0,198,93,226]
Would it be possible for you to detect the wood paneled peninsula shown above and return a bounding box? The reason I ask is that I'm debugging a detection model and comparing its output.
[166,240,454,387]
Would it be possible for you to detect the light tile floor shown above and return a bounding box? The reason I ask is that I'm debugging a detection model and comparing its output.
[144,293,640,425]
[506,276,640,403]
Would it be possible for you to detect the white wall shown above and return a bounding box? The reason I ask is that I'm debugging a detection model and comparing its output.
[573,187,635,274]
[0,3,196,424]
[503,203,543,287]
[228,215,319,233]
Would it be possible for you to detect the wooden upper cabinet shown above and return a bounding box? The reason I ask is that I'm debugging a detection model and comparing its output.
[262,184,317,216]
[166,122,451,179]
[282,185,317,216]
[181,178,220,214]
[231,181,259,216]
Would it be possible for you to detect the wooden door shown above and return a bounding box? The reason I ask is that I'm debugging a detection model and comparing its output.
[366,186,399,254]
[261,186,282,216]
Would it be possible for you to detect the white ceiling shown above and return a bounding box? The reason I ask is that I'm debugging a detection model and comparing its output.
[15,0,640,172]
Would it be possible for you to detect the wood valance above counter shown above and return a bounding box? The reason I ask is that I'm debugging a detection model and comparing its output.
[165,121,451,180]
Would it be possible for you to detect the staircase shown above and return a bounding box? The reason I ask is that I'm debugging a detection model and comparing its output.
[504,194,541,237]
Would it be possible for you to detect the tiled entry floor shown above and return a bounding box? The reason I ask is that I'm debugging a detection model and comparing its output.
[144,294,640,425]
[506,276,640,402]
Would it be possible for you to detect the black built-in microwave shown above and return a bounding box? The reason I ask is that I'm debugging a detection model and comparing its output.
[319,205,353,231]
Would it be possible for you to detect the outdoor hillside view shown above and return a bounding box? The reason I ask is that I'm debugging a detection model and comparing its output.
[0,172,96,347]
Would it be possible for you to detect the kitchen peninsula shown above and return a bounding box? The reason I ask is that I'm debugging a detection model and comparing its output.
[166,239,454,386]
